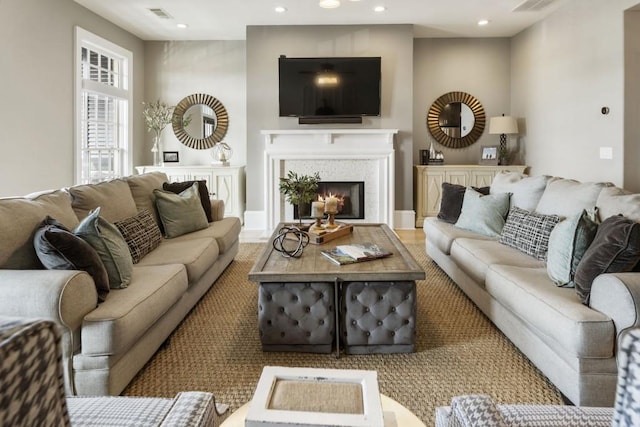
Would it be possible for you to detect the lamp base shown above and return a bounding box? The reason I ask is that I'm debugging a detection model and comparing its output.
[499,134,508,166]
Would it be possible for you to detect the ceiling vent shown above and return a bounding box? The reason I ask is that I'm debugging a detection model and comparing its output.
[148,8,173,19]
[512,0,556,12]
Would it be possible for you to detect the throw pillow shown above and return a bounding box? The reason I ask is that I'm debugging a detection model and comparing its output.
[490,173,551,211]
[162,180,213,222]
[500,207,560,261]
[34,216,110,303]
[454,188,511,238]
[437,183,490,224]
[114,209,163,264]
[547,209,599,287]
[154,182,209,239]
[73,207,133,289]
[574,215,640,305]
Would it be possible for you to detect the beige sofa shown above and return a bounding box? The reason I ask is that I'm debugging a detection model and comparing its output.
[424,172,640,407]
[0,172,241,396]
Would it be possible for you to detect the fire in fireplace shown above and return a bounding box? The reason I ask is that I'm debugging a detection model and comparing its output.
[294,181,365,220]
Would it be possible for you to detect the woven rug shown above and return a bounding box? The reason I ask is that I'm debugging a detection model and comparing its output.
[123,242,564,424]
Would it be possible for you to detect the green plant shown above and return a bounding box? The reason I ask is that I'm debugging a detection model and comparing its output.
[142,100,174,139]
[279,171,321,225]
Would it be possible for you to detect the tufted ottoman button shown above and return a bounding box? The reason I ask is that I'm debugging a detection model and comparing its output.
[352,295,357,301]
[293,320,299,325]
[364,307,369,312]
[318,293,323,299]
[266,294,272,301]
[305,306,311,313]
[352,320,357,326]
[280,332,285,337]
[377,321,383,326]
[390,307,396,312]
[319,319,324,325]
[279,307,285,313]
[390,331,395,337]
[404,319,410,325]
[306,332,311,337]
[291,295,298,302]
[365,332,371,337]
[378,295,384,301]
[267,320,272,325]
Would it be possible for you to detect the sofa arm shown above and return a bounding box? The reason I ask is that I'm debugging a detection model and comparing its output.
[160,392,229,426]
[210,199,225,222]
[590,272,640,348]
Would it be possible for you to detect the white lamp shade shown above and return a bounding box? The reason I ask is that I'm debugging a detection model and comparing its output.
[489,116,518,135]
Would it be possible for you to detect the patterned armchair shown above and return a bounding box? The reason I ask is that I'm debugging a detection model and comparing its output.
[0,316,228,426]
[435,327,640,427]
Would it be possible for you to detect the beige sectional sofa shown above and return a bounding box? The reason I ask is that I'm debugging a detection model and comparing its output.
[424,172,640,407]
[0,172,241,396]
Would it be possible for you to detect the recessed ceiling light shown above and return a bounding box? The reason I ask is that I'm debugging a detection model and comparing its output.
[275,6,287,13]
[374,5,386,12]
[478,19,490,26]
[319,0,341,8]
[176,23,188,29]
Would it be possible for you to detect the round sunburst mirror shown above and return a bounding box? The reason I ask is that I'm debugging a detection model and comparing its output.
[172,93,229,150]
[426,91,485,149]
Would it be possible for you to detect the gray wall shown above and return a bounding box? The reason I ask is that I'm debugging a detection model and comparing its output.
[511,0,639,187]
[0,0,145,197]
[143,41,247,167]
[245,25,414,213]
[413,38,512,165]
[625,9,640,192]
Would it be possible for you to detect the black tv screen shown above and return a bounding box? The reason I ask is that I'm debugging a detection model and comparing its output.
[278,56,381,118]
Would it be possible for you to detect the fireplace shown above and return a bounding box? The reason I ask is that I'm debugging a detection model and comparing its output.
[294,181,365,220]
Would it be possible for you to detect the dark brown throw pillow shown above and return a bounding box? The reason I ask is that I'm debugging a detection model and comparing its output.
[574,215,640,305]
[163,180,213,222]
[437,183,490,224]
[114,209,163,263]
[34,216,110,303]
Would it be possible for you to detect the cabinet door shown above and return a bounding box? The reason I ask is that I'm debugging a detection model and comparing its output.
[210,171,236,216]
[190,172,214,195]
[445,170,469,187]
[470,170,494,188]
[425,171,445,217]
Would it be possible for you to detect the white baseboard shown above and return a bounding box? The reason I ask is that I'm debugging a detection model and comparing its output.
[394,210,416,229]
[243,211,266,230]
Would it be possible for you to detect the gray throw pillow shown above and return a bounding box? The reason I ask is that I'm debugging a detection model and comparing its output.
[454,188,511,238]
[154,182,209,238]
[499,206,560,261]
[73,207,133,289]
[437,183,490,224]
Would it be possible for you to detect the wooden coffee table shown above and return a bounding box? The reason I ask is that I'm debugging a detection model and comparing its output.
[248,223,425,355]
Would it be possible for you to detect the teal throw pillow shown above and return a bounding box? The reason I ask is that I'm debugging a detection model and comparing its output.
[454,188,511,238]
[547,209,599,287]
[154,182,209,238]
[73,207,133,289]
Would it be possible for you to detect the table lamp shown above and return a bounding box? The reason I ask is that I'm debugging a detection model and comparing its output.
[489,115,518,165]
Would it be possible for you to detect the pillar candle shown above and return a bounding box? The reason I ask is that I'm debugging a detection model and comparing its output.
[311,201,325,218]
[325,196,338,213]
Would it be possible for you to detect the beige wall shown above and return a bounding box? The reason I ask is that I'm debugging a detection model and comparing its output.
[511,0,639,187]
[143,41,247,167]
[625,9,640,192]
[413,38,512,165]
[0,0,145,197]
[245,24,414,214]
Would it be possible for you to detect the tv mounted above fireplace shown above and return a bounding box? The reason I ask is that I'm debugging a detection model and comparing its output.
[278,56,381,124]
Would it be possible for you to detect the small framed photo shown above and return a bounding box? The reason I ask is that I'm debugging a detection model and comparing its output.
[163,151,179,163]
[480,145,498,165]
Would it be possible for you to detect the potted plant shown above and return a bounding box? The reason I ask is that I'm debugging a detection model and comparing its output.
[279,171,321,227]
[142,100,174,166]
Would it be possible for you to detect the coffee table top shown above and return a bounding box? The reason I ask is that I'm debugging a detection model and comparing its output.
[248,223,425,283]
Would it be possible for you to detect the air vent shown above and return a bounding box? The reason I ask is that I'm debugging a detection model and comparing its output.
[512,0,556,12]
[148,8,173,19]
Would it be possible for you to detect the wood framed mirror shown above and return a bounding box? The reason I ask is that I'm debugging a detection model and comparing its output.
[172,93,229,149]
[426,91,485,149]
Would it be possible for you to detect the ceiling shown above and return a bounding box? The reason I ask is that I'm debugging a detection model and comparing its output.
[74,0,570,41]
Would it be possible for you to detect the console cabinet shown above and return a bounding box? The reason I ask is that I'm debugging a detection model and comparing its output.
[135,165,246,223]
[414,165,527,227]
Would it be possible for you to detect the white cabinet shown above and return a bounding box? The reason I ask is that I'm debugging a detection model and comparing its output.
[414,165,527,227]
[135,165,246,223]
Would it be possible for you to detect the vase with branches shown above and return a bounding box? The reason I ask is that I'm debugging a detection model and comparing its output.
[279,171,321,227]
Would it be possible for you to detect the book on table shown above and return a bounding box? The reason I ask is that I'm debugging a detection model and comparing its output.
[321,243,393,265]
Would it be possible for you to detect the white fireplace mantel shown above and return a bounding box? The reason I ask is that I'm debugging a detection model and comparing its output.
[262,129,398,231]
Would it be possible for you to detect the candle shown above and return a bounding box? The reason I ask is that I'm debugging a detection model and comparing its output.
[325,196,338,213]
[311,201,325,218]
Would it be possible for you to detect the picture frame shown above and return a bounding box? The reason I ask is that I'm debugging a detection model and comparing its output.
[163,151,179,163]
[479,145,498,165]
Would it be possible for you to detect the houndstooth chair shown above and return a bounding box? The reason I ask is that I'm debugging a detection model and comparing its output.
[435,327,640,427]
[0,316,228,426]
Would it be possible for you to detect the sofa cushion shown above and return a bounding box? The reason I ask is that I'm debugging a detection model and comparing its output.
[437,183,489,224]
[490,172,551,211]
[34,216,109,303]
[485,264,614,359]
[166,217,241,254]
[596,186,640,222]
[536,178,609,218]
[69,180,138,223]
[499,207,560,261]
[574,215,640,305]
[114,209,163,264]
[450,238,545,286]
[73,208,133,289]
[423,217,496,256]
[154,183,209,238]
[125,172,168,227]
[455,188,510,238]
[0,190,79,269]
[163,181,213,222]
[137,237,220,285]
[547,209,599,287]
[81,264,188,356]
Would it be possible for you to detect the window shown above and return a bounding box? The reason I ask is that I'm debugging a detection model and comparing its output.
[75,28,132,184]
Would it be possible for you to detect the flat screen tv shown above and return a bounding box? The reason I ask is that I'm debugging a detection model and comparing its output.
[278,56,381,119]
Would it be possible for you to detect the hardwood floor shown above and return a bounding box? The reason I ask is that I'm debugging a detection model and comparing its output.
[239,227,425,245]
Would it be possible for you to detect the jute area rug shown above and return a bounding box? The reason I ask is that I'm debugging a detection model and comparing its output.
[123,242,564,424]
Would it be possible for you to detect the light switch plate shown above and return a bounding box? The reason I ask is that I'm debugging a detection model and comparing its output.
[600,147,613,160]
